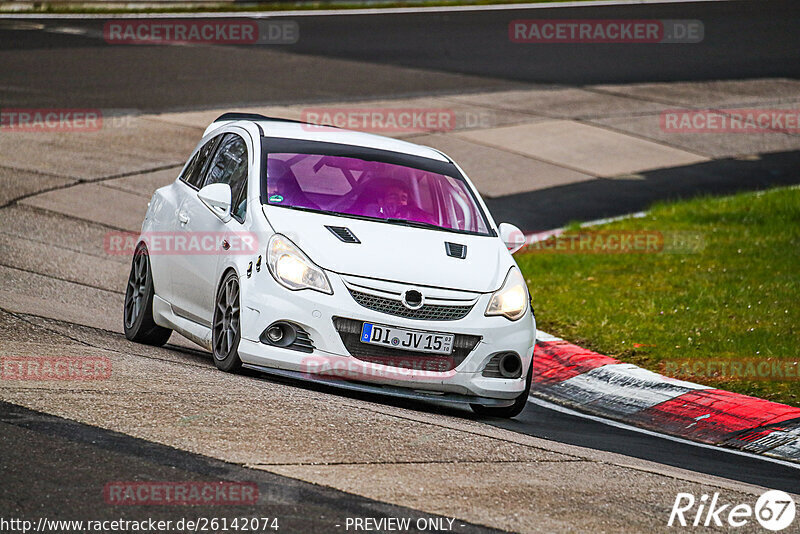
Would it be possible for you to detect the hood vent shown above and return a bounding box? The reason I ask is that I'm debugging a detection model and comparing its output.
[445,242,467,259]
[326,225,360,243]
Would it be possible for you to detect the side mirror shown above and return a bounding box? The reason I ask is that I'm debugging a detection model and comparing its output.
[197,183,232,223]
[498,222,526,254]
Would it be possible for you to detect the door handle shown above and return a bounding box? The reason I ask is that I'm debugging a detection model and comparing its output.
[178,212,190,225]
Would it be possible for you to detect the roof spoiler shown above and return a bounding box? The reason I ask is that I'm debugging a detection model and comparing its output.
[212,112,310,125]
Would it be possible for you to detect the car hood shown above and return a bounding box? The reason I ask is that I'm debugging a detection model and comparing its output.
[263,206,513,293]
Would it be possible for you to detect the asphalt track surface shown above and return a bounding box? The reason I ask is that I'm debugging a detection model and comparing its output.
[2,370,799,526]
[2,0,800,529]
[0,401,498,533]
[2,1,800,111]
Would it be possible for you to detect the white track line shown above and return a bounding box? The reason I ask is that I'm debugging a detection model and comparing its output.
[524,211,647,243]
[529,396,800,470]
[577,211,647,228]
[1,0,733,19]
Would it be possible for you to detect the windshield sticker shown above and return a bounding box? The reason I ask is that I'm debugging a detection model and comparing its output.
[269,194,284,203]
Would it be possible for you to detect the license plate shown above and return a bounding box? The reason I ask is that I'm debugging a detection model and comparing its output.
[360,323,454,355]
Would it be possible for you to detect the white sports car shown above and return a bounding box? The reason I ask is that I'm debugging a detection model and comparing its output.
[124,113,536,417]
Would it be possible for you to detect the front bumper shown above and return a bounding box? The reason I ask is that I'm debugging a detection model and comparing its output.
[237,269,536,400]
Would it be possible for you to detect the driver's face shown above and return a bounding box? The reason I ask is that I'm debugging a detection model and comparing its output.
[383,186,409,216]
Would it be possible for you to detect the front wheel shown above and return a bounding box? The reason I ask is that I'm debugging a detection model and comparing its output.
[123,244,172,346]
[212,270,243,373]
[471,360,533,418]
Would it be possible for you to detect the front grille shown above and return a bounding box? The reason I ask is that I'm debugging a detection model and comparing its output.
[332,317,481,372]
[347,288,474,321]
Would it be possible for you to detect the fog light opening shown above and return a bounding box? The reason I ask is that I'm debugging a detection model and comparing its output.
[498,353,522,378]
[266,326,284,343]
[260,321,298,348]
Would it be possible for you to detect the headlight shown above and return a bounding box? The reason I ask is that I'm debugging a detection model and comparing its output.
[485,267,528,321]
[267,234,333,294]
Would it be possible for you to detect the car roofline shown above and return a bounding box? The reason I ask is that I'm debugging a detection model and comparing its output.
[208,112,448,163]
[213,112,336,128]
[206,114,495,236]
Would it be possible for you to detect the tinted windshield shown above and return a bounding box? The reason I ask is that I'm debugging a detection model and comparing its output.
[263,152,491,235]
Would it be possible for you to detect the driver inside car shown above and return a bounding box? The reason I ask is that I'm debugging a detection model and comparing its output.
[365,180,434,224]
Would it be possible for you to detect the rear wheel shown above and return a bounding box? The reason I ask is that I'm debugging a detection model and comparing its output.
[123,245,172,346]
[471,360,533,418]
[212,270,243,373]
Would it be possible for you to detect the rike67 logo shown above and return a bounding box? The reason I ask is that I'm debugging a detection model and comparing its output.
[669,490,796,531]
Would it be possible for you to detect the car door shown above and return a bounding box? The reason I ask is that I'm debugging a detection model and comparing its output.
[151,134,221,308]
[170,132,250,327]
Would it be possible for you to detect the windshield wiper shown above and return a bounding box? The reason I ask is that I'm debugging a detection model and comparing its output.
[272,205,484,235]
[385,218,445,230]
[278,205,376,222]
[384,218,491,236]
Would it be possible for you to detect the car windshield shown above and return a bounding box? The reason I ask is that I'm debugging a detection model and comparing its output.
[263,152,490,235]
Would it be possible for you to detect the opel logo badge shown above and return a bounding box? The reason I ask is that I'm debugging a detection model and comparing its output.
[402,289,424,310]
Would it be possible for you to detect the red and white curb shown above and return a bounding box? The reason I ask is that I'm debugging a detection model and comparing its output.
[531,331,800,463]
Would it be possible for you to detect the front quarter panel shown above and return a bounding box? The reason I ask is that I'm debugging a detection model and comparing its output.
[140,182,182,298]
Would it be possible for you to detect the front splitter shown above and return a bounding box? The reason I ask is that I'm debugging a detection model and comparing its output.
[242,363,514,407]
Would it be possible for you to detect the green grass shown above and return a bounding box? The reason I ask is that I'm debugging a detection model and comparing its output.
[517,187,800,406]
[3,0,606,15]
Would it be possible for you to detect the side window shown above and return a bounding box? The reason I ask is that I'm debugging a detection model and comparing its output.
[181,136,221,189]
[202,134,248,222]
[179,152,199,184]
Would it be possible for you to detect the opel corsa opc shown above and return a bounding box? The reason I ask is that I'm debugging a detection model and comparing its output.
[124,113,536,417]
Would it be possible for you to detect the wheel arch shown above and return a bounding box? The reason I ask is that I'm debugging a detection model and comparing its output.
[216,266,240,297]
[135,239,169,298]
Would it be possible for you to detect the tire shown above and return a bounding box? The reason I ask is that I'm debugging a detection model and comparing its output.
[212,270,243,373]
[123,244,172,346]
[471,360,533,418]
